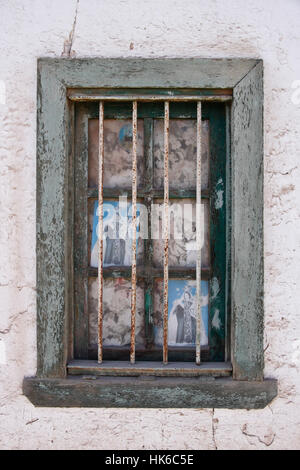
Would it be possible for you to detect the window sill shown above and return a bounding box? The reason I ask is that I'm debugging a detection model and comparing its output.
[67,360,232,378]
[23,375,277,409]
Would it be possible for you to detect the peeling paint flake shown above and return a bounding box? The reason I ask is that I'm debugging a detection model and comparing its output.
[212,309,221,330]
[211,277,220,300]
[215,178,224,209]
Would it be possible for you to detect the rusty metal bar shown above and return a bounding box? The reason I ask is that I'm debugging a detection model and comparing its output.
[196,101,202,365]
[163,101,169,365]
[98,101,104,363]
[130,101,138,364]
[68,92,232,102]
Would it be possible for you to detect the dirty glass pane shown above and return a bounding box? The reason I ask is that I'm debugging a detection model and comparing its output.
[153,279,209,347]
[88,277,145,348]
[153,119,209,190]
[88,119,144,189]
[152,199,209,268]
[89,199,144,267]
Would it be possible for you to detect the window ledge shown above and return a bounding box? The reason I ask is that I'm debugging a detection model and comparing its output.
[23,376,277,409]
[67,360,232,378]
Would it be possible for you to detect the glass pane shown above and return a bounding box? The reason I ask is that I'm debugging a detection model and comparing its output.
[153,279,209,347]
[89,200,144,268]
[88,277,145,348]
[153,119,209,190]
[88,119,145,189]
[152,199,210,268]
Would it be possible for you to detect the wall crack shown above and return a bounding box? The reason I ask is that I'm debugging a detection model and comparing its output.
[242,424,276,447]
[61,0,79,58]
[212,409,218,450]
[0,310,27,335]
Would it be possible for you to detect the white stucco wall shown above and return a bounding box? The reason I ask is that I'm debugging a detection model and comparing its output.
[0,0,300,450]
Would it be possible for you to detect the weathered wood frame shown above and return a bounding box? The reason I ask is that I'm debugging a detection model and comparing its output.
[23,58,277,408]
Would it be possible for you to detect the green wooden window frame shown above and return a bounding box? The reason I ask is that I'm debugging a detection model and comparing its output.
[23,58,277,409]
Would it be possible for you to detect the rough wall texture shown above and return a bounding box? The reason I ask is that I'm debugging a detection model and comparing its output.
[0,0,299,450]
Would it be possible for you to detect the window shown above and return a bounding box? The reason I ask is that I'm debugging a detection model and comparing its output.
[23,58,277,408]
[73,97,227,371]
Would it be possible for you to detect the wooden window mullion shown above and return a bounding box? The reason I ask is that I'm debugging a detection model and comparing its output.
[143,117,155,349]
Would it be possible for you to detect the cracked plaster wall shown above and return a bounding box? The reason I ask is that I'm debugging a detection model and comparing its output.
[0,0,300,450]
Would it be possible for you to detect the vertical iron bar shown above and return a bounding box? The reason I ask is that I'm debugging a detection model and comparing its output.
[163,101,169,364]
[196,101,202,365]
[130,101,138,364]
[98,101,104,363]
